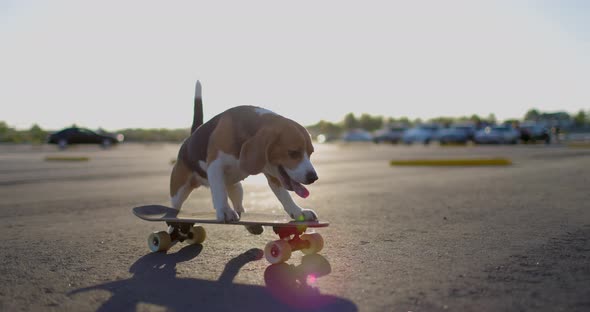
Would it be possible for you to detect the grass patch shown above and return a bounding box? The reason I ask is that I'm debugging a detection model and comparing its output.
[45,156,90,162]
[390,158,512,166]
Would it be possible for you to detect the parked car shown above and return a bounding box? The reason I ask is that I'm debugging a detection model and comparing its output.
[519,123,550,144]
[474,126,519,144]
[342,129,373,142]
[437,125,475,144]
[373,126,407,144]
[47,127,124,149]
[455,125,476,141]
[402,125,439,145]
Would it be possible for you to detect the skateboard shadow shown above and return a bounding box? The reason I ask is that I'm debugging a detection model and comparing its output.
[69,246,357,311]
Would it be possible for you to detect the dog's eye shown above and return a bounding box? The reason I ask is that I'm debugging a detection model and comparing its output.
[288,150,302,159]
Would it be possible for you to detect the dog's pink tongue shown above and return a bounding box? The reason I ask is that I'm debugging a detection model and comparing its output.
[293,182,310,198]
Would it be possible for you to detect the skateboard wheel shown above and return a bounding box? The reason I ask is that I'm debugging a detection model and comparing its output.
[186,225,206,245]
[148,231,172,252]
[300,233,324,255]
[264,240,292,264]
[245,224,264,235]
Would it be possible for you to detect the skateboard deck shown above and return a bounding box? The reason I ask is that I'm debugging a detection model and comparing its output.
[133,205,329,264]
[133,205,329,228]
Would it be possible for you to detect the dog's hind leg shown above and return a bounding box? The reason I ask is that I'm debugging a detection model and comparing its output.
[170,160,198,210]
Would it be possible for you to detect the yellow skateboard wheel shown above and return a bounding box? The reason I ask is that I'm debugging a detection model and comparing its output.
[148,231,172,252]
[186,225,206,245]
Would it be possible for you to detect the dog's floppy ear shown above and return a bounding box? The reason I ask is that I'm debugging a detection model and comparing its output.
[295,123,314,154]
[239,127,277,175]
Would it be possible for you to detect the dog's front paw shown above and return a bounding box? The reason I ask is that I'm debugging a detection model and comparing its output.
[290,209,318,221]
[217,207,240,223]
[235,205,245,217]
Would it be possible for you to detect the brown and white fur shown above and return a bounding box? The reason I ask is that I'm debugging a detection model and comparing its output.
[170,81,318,223]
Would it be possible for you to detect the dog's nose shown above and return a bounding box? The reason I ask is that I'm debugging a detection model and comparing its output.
[306,171,318,184]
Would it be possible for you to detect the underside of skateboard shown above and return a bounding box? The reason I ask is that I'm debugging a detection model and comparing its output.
[146,222,324,264]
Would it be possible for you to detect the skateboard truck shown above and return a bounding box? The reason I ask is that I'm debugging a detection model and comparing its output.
[166,222,193,242]
[272,226,310,251]
[146,222,207,253]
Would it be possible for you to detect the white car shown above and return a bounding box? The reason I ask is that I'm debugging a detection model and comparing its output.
[402,125,439,145]
[474,126,520,144]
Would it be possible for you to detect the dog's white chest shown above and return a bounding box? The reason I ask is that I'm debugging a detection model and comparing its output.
[224,161,248,184]
[209,152,249,185]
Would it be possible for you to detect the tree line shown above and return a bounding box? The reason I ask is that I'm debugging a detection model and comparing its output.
[0,122,47,144]
[0,108,588,143]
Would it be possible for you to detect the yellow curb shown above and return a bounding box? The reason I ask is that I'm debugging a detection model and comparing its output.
[45,156,90,162]
[567,142,590,148]
[390,158,512,166]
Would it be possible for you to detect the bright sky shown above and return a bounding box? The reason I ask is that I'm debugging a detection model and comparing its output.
[1,0,589,130]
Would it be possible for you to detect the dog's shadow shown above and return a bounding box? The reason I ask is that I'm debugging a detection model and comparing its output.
[70,245,357,311]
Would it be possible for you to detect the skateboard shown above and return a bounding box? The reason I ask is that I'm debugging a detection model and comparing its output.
[133,205,329,264]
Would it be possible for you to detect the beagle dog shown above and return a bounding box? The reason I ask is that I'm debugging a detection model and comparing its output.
[170,81,319,223]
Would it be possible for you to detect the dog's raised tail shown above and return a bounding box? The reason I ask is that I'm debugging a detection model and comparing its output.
[191,80,203,134]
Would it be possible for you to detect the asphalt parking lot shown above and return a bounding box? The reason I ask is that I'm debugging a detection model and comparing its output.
[1,143,589,311]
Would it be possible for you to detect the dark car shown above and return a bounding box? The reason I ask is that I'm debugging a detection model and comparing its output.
[519,123,550,144]
[47,127,124,149]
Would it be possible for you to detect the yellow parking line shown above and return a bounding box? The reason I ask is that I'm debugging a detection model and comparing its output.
[45,156,90,162]
[567,142,590,148]
[390,158,512,166]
